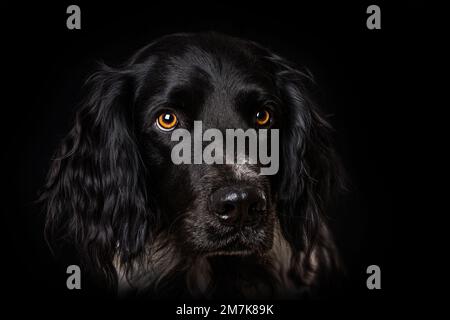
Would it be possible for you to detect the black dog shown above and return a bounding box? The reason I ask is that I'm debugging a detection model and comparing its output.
[41,32,343,299]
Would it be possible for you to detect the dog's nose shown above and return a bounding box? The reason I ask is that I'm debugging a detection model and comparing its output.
[209,186,267,226]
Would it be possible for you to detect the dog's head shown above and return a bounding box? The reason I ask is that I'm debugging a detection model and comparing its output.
[42,33,342,294]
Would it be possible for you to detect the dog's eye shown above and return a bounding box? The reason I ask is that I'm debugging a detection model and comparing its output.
[156,112,178,131]
[255,109,271,127]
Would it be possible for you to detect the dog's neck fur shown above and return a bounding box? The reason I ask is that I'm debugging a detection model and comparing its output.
[114,222,327,299]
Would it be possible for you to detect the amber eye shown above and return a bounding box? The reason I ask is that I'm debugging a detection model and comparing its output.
[156,112,178,131]
[255,109,271,126]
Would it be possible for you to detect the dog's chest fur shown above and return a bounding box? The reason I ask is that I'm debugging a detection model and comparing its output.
[115,224,319,299]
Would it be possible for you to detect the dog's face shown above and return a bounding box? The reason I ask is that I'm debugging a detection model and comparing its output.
[43,33,341,295]
[136,40,281,255]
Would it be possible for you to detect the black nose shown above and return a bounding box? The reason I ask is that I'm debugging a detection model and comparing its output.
[209,186,267,226]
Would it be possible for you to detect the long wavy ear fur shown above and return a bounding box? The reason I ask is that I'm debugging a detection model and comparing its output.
[40,65,154,288]
[269,54,344,288]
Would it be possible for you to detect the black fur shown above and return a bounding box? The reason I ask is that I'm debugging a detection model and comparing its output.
[40,32,344,299]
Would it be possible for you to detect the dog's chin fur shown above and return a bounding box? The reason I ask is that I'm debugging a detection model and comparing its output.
[115,220,337,299]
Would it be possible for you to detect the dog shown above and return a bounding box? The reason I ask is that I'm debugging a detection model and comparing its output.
[41,32,344,299]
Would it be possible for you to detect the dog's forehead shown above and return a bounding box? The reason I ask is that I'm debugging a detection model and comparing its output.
[162,48,272,126]
[165,46,274,101]
[165,46,262,89]
[136,37,279,128]
[134,34,276,92]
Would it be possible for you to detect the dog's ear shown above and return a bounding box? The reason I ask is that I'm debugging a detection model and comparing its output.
[270,55,344,283]
[41,64,155,286]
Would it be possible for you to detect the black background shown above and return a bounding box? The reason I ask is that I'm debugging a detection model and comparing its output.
[2,0,431,313]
